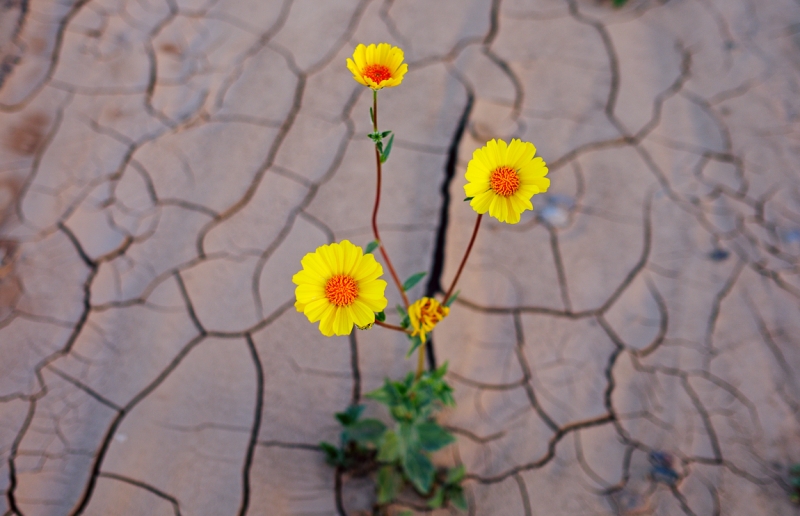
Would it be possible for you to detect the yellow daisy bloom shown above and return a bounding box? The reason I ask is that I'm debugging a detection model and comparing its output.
[293,240,388,337]
[408,297,449,344]
[464,139,550,224]
[346,43,408,90]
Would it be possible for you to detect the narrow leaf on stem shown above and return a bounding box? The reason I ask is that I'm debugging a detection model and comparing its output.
[402,271,427,291]
[444,290,460,307]
[380,133,394,163]
[365,240,379,254]
[405,334,423,357]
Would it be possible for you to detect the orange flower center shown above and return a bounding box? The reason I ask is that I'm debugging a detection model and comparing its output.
[363,64,392,85]
[325,275,359,307]
[417,299,448,328]
[490,166,521,197]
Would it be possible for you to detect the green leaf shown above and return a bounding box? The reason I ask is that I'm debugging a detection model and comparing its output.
[397,304,410,329]
[377,430,401,462]
[375,310,386,322]
[377,465,404,504]
[366,378,403,408]
[402,449,435,494]
[364,240,379,254]
[320,441,342,466]
[464,197,473,201]
[444,290,459,307]
[612,0,628,5]
[344,418,386,445]
[369,107,374,125]
[446,465,466,484]
[449,486,468,511]
[402,272,427,292]
[416,421,455,452]
[335,405,364,426]
[397,512,413,516]
[791,464,800,475]
[381,130,392,138]
[427,486,445,508]
[380,133,394,163]
[405,334,423,358]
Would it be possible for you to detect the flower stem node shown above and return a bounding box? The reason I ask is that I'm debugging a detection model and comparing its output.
[347,43,408,90]
[408,297,450,344]
[293,240,388,336]
[464,138,550,224]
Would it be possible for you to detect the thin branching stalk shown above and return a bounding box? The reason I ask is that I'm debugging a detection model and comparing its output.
[444,214,483,304]
[375,320,409,333]
[371,89,410,309]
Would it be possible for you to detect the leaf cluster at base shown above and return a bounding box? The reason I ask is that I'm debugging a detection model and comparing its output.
[790,464,800,505]
[320,364,467,512]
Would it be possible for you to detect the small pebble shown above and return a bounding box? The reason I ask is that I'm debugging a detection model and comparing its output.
[708,248,730,261]
[783,229,800,245]
[538,195,574,228]
[649,451,679,486]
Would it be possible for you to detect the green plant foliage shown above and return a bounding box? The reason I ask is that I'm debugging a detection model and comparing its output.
[367,129,395,163]
[405,334,424,358]
[427,465,467,509]
[612,0,628,6]
[381,134,394,163]
[396,304,410,329]
[365,240,380,254]
[323,365,466,512]
[402,271,427,292]
[320,405,384,469]
[377,465,403,503]
[444,290,459,307]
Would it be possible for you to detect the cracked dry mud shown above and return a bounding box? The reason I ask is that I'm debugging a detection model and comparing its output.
[1,0,800,514]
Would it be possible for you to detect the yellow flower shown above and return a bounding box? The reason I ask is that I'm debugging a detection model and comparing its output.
[408,297,449,344]
[293,240,388,337]
[346,43,408,90]
[464,139,550,224]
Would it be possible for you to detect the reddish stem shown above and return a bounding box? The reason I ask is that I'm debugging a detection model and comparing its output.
[374,320,409,333]
[371,90,409,308]
[444,213,483,305]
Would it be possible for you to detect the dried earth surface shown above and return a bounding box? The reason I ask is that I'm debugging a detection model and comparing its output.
[1,0,800,514]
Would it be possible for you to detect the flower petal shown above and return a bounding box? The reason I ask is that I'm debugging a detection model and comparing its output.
[318,304,337,336]
[295,283,325,306]
[464,181,489,197]
[333,306,354,336]
[470,190,494,214]
[350,300,375,328]
[505,198,521,224]
[303,297,330,323]
[508,139,536,169]
[518,157,548,178]
[353,44,367,69]
[352,254,382,282]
